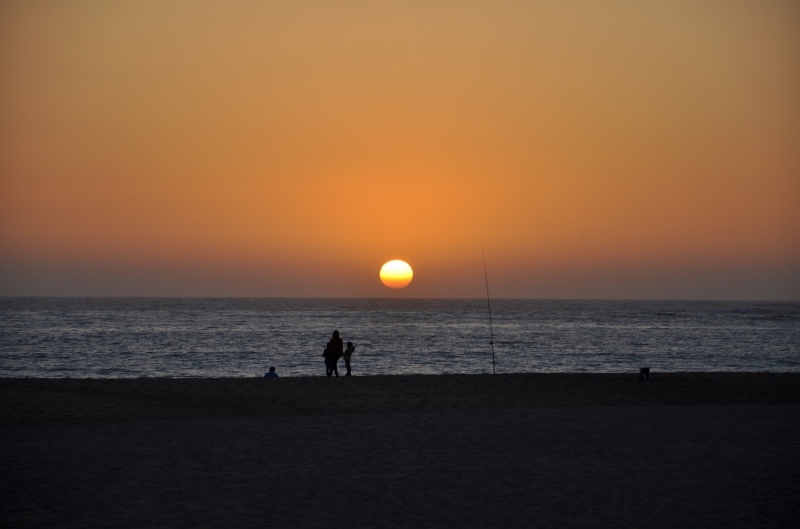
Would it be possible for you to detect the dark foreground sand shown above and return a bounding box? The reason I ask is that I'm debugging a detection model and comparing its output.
[2,373,799,528]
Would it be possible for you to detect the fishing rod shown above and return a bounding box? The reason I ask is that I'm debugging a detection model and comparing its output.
[481,247,496,375]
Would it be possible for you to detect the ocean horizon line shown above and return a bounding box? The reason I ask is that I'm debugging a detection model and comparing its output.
[2,295,798,303]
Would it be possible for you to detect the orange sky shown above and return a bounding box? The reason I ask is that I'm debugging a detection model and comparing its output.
[1,1,798,299]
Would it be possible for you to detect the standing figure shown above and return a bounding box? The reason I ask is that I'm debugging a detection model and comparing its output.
[325,330,343,377]
[343,341,355,376]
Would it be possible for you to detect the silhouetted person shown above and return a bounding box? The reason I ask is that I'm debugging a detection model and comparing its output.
[344,341,355,376]
[325,330,343,377]
[264,366,278,378]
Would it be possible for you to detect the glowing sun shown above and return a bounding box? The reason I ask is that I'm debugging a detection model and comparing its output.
[380,260,413,289]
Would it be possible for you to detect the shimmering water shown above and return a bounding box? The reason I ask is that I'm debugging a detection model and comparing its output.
[1,298,798,378]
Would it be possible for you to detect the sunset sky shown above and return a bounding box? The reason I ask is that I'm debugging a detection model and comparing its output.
[1,0,798,299]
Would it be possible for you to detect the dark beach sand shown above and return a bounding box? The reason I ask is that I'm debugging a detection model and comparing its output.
[2,373,799,528]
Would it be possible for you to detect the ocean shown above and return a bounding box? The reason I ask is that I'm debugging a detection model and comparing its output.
[1,298,798,378]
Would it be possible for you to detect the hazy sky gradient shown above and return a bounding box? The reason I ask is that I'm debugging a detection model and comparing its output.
[1,0,798,299]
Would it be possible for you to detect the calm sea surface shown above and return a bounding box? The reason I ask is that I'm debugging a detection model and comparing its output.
[1,298,798,378]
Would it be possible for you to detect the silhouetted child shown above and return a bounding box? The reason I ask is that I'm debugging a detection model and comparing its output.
[264,366,278,378]
[343,342,355,376]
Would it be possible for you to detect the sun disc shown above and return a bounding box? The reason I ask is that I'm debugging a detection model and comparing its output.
[380,260,413,289]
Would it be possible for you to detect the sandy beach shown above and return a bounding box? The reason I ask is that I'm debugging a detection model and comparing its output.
[2,373,799,528]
